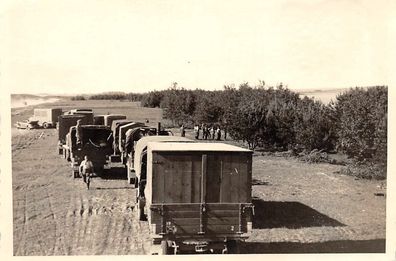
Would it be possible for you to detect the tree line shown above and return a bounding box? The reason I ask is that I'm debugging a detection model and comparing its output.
[141,83,387,178]
[71,84,387,178]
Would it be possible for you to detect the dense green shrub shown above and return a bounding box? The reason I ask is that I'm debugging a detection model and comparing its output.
[335,86,387,163]
[140,84,387,179]
[71,95,86,100]
[141,90,164,108]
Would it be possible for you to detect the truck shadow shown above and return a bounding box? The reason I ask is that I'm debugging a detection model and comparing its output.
[95,186,133,190]
[100,168,127,180]
[239,239,385,253]
[252,198,344,229]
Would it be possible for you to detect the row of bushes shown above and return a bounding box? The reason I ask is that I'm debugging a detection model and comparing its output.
[71,92,143,101]
[141,84,387,179]
[70,84,387,179]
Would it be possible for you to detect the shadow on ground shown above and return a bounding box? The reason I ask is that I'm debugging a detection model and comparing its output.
[100,167,127,180]
[95,186,133,190]
[240,239,385,253]
[252,198,344,229]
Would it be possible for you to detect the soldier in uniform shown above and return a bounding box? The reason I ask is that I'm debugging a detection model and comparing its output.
[75,119,83,146]
[79,155,94,189]
[180,124,186,137]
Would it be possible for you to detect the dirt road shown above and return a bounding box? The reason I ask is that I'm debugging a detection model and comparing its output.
[12,128,386,255]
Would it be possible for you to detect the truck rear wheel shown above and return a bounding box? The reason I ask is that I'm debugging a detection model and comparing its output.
[43,122,49,129]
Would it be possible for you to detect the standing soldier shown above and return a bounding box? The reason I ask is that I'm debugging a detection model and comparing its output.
[180,125,186,137]
[210,126,215,140]
[76,119,83,146]
[216,126,221,140]
[194,124,200,139]
[79,155,94,189]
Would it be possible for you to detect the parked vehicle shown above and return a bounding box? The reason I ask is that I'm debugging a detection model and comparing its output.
[63,109,94,124]
[93,115,105,125]
[134,142,254,254]
[29,108,62,128]
[127,136,192,186]
[119,124,157,162]
[64,108,93,114]
[64,125,113,178]
[15,120,40,130]
[57,114,93,155]
[104,114,127,127]
[110,119,136,157]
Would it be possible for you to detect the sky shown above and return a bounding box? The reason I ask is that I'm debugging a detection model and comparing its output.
[0,0,394,94]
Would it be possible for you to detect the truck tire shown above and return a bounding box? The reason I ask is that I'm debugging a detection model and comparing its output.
[43,122,49,129]
[226,240,240,254]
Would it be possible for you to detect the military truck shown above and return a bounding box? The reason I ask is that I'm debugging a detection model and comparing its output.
[134,142,254,254]
[57,114,92,155]
[29,108,62,128]
[63,109,94,124]
[126,136,191,185]
[120,125,157,162]
[104,114,127,127]
[64,125,113,178]
[111,120,141,154]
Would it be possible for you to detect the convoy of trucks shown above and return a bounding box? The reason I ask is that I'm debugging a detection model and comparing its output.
[21,106,254,255]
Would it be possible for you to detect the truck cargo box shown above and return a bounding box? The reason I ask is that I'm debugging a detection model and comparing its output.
[128,136,192,185]
[58,114,92,144]
[29,108,62,128]
[118,122,148,154]
[137,142,253,254]
[104,114,127,127]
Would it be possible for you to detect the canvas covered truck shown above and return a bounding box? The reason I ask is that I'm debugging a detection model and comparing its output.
[64,109,94,124]
[64,125,113,178]
[120,125,157,159]
[125,135,189,186]
[58,114,93,155]
[29,108,62,128]
[134,142,254,254]
[93,115,105,125]
[104,114,127,127]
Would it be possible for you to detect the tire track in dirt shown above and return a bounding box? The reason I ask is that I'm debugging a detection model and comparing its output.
[14,192,28,255]
[46,189,68,255]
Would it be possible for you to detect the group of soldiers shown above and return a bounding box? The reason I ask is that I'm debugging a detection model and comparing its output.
[187,124,226,140]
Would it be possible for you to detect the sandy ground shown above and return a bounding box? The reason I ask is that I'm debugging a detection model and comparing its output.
[11,127,386,255]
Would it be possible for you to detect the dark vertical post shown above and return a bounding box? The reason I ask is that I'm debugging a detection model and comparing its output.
[199,154,207,234]
[201,154,207,204]
[157,122,161,135]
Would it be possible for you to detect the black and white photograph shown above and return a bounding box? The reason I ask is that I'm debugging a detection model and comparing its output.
[0,0,394,259]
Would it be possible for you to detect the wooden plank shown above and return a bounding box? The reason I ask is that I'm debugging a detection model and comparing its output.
[201,154,207,203]
[230,153,240,202]
[192,155,201,203]
[220,153,232,202]
[181,155,191,203]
